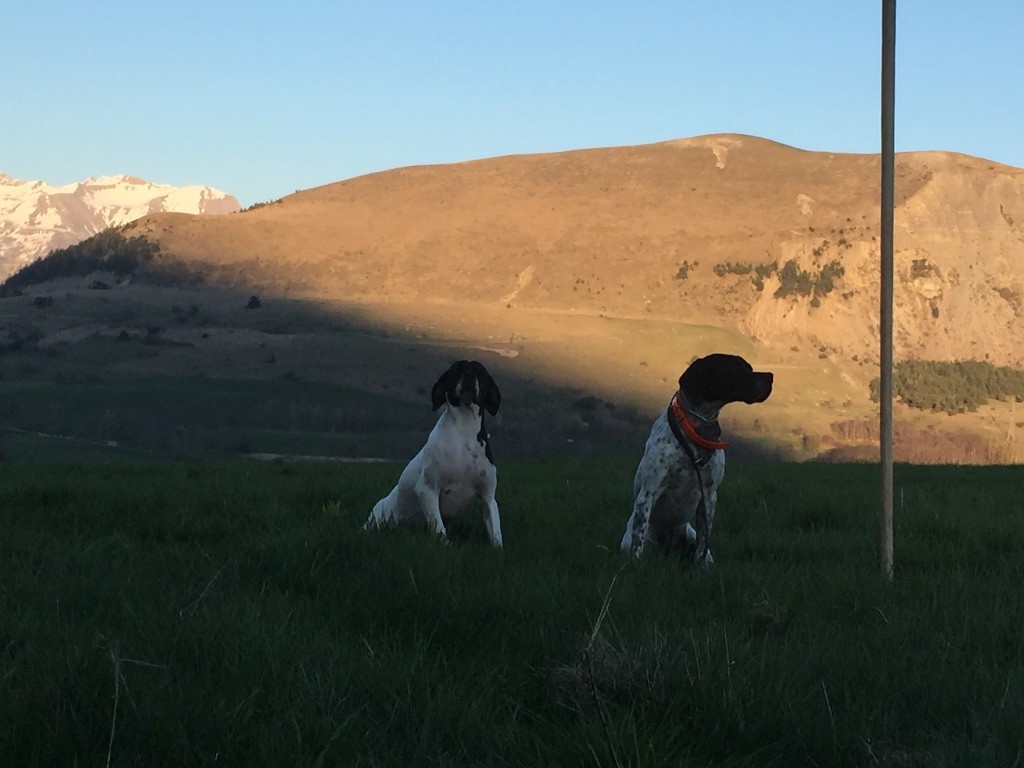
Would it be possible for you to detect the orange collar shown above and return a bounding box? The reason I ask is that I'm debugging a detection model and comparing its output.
[669,394,730,451]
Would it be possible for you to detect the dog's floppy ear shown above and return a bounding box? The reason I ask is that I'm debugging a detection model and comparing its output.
[431,366,455,411]
[678,356,710,405]
[480,369,501,416]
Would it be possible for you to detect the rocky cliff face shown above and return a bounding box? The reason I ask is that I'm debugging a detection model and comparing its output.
[0,173,239,280]
[739,150,1024,367]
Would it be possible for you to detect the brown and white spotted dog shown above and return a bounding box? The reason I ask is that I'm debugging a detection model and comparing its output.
[620,354,773,563]
[365,360,504,548]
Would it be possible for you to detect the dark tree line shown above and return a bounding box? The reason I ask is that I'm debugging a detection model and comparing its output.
[713,258,844,304]
[773,259,845,304]
[871,359,1024,414]
[0,230,160,296]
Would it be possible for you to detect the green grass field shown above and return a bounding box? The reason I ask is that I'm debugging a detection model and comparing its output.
[2,459,1023,767]
[0,372,436,461]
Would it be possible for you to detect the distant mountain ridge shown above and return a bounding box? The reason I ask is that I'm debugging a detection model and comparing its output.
[0,172,239,279]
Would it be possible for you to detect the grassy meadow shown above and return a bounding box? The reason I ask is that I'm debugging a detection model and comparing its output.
[0,373,432,461]
[3,458,1024,767]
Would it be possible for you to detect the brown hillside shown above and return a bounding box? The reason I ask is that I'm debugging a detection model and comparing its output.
[128,134,1024,368]
[44,134,1015,463]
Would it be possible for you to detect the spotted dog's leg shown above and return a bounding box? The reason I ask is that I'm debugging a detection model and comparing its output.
[480,492,503,549]
[625,493,655,556]
[698,487,718,565]
[678,485,718,564]
[621,458,671,557]
[414,473,447,540]
[364,491,395,529]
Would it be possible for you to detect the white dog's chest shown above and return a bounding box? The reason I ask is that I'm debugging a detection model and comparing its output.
[433,439,492,517]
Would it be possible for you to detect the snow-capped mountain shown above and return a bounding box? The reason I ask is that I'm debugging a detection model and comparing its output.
[0,172,240,280]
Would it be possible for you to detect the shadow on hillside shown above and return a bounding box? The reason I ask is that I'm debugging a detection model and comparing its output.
[0,273,789,463]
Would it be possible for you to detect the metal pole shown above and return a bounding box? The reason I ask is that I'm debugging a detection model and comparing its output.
[880,0,896,580]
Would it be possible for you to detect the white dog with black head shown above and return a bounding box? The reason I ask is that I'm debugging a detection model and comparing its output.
[365,360,504,548]
[621,353,773,563]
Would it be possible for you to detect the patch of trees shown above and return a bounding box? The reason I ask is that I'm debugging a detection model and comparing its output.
[910,258,935,279]
[714,257,845,303]
[0,230,160,296]
[238,198,283,213]
[870,359,1024,414]
[773,259,845,306]
[714,260,781,293]
[750,262,777,292]
[673,260,698,280]
[713,261,754,277]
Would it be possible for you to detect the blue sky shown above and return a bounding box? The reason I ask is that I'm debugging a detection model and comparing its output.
[6,1,1022,207]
